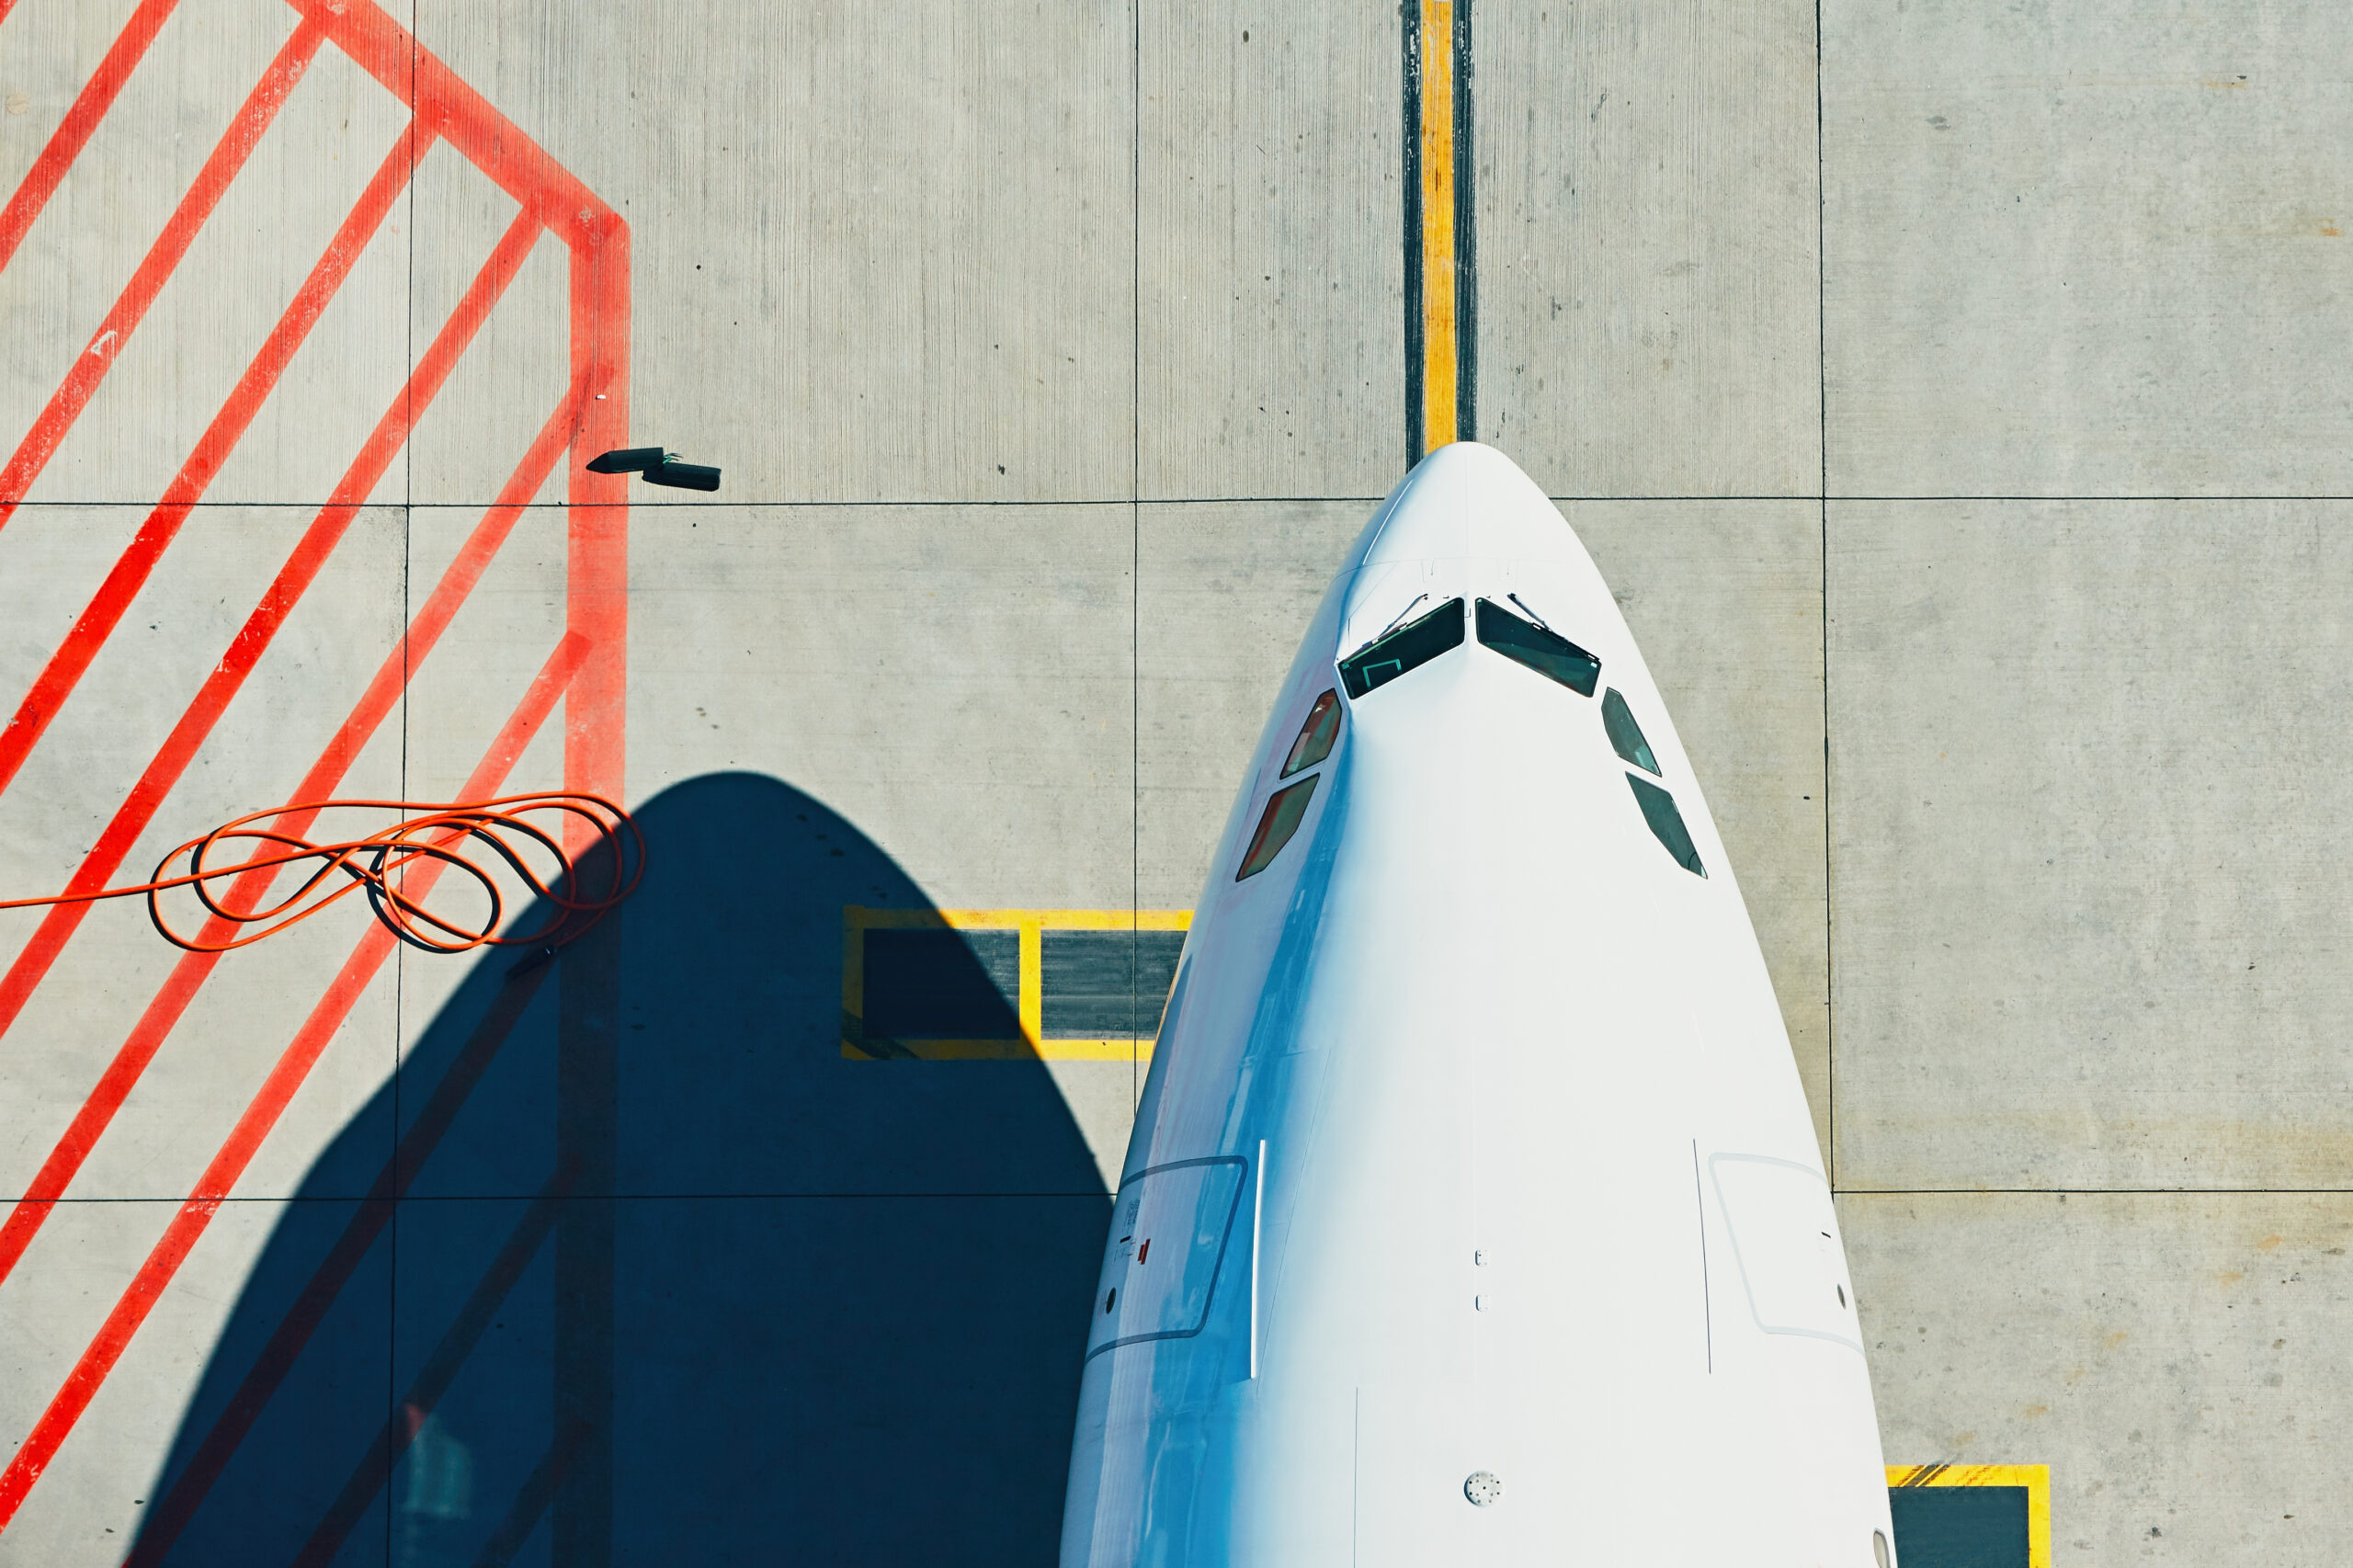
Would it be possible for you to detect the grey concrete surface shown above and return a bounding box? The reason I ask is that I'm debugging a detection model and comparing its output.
[625,504,1136,911]
[413,0,1138,506]
[1139,2,1404,499]
[1829,502,2353,1191]
[1823,0,2353,498]
[1847,1191,2353,1562]
[1475,0,1824,499]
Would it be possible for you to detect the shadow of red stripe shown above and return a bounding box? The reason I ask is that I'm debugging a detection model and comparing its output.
[289,1172,574,1568]
[463,1419,593,1568]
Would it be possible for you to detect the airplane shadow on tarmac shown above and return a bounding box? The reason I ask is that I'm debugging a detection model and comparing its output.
[130,772,1113,1567]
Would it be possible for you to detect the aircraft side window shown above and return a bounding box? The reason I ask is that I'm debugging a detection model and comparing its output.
[1279,690,1343,778]
[1601,687,1660,776]
[1626,774,1706,878]
[1236,775,1319,881]
[1473,597,1600,696]
[1338,598,1465,698]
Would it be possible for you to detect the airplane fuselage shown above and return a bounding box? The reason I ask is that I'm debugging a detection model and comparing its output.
[1061,444,1893,1568]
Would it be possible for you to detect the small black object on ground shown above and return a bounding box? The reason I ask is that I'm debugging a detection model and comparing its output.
[586,447,722,491]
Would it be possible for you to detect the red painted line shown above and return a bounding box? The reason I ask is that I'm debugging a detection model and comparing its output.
[0,0,630,1540]
[0,118,422,802]
[0,194,531,804]
[0,210,544,1051]
[290,0,612,234]
[0,0,185,275]
[290,1175,571,1568]
[162,121,431,509]
[565,222,631,818]
[0,15,328,523]
[0,380,590,1290]
[120,963,557,1568]
[0,633,592,1533]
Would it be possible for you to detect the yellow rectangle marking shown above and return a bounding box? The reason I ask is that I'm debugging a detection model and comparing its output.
[1886,1463,2050,1568]
[840,906,1192,1062]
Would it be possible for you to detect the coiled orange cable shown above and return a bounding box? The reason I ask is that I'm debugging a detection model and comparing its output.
[0,793,642,954]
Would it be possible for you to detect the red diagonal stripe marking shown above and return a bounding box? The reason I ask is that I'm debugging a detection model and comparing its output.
[0,377,592,1289]
[290,0,608,231]
[120,961,557,1568]
[0,631,594,1533]
[0,197,535,802]
[0,117,422,800]
[0,0,184,271]
[164,121,431,512]
[0,209,545,1050]
[0,15,328,522]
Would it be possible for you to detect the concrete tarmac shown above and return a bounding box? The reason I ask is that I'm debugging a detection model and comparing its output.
[1,0,2348,1562]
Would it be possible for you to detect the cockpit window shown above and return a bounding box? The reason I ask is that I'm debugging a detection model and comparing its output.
[1626,774,1706,877]
[1473,598,1600,696]
[1338,598,1465,699]
[1279,690,1342,778]
[1601,687,1660,776]
[1236,775,1319,881]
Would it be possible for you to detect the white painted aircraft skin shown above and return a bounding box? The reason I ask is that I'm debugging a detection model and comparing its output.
[1060,443,1897,1568]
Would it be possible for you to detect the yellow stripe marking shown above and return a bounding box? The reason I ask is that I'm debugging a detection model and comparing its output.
[1419,0,1458,450]
[851,907,1192,932]
[842,1039,1161,1063]
[1017,915,1045,1047]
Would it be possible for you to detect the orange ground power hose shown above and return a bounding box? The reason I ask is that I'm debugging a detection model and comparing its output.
[0,793,643,954]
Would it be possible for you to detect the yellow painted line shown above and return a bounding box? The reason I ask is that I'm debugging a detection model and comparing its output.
[1887,1463,2050,1568]
[848,907,1192,933]
[1418,0,1458,450]
[840,907,1191,1061]
[1017,915,1045,1047]
[839,1038,1158,1063]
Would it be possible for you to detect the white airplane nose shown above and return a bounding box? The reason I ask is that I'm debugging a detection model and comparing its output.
[1363,442,1570,565]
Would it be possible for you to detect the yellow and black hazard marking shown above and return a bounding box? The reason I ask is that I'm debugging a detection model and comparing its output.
[1886,1464,2051,1568]
[1403,0,1476,463]
[841,907,1190,1061]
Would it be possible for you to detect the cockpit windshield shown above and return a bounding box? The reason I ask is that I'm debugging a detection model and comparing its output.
[1473,598,1600,696]
[1338,598,1466,699]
